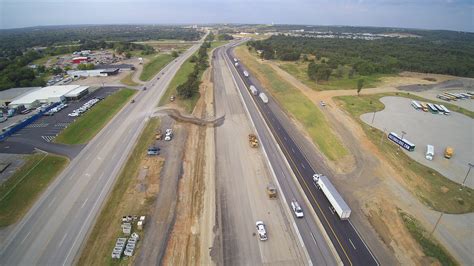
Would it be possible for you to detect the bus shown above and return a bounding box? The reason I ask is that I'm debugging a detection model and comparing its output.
[388,132,416,151]
[439,105,450,115]
[419,102,429,112]
[427,103,439,114]
[411,100,422,110]
[434,104,445,113]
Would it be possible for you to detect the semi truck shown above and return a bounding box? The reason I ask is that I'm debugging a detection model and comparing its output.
[313,174,351,220]
[249,85,258,96]
[243,71,249,77]
[259,92,269,104]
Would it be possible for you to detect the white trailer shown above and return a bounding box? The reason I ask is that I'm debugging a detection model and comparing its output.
[249,85,258,96]
[259,92,269,104]
[243,70,249,77]
[313,174,351,219]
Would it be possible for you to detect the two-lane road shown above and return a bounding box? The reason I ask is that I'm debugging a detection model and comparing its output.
[0,42,201,265]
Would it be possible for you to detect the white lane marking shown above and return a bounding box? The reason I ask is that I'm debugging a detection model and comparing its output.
[291,148,295,153]
[349,220,379,265]
[301,163,306,169]
[349,238,356,250]
[310,232,317,244]
[81,198,89,209]
[284,136,287,140]
[58,233,68,247]
[20,231,32,244]
[47,196,57,208]
[329,207,335,214]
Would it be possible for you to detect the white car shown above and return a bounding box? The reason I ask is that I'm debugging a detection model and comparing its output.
[164,135,172,141]
[291,200,304,218]
[68,112,79,117]
[256,221,267,241]
[165,128,173,135]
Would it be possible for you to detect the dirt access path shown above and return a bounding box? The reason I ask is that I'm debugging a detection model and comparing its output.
[161,65,216,265]
[264,59,471,264]
[131,57,148,85]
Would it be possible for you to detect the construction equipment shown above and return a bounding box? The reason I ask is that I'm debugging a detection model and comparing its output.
[444,147,454,159]
[155,129,162,140]
[266,184,277,199]
[248,134,259,148]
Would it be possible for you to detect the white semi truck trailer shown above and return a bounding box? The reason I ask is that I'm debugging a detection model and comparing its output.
[313,174,351,219]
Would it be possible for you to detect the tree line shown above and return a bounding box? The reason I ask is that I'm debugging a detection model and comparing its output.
[248,35,474,78]
[176,41,212,99]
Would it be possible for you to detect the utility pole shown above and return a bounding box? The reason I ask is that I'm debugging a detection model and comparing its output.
[460,163,474,190]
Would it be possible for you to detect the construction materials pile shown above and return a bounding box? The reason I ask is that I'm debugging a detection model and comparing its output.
[111,215,146,259]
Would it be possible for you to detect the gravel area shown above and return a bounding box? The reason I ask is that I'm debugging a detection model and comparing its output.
[361,96,474,188]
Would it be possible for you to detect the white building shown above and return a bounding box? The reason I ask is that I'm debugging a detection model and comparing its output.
[9,85,89,108]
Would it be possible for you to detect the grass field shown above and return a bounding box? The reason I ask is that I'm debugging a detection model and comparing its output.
[120,72,139,86]
[32,54,61,66]
[0,153,68,227]
[335,93,474,214]
[78,118,161,266]
[139,54,174,81]
[55,89,136,145]
[278,60,387,91]
[236,46,348,161]
[399,211,457,265]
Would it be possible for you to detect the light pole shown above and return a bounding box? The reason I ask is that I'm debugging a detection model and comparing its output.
[371,108,377,124]
[460,163,474,190]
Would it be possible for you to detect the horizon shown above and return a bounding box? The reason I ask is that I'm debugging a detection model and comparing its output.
[0,0,472,32]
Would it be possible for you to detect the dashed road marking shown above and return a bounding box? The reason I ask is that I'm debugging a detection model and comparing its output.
[41,136,56,142]
[349,238,356,250]
[54,123,69,128]
[26,123,49,128]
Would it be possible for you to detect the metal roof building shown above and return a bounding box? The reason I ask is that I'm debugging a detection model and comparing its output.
[0,87,42,106]
[9,85,90,108]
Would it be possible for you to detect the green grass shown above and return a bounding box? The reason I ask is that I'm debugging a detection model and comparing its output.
[159,51,201,113]
[120,72,139,86]
[335,93,474,213]
[399,211,458,265]
[139,53,174,81]
[55,89,136,145]
[32,55,61,66]
[278,60,387,91]
[78,118,160,266]
[210,40,229,49]
[236,46,348,161]
[0,153,68,227]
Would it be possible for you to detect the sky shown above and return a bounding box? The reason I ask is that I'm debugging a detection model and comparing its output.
[0,0,472,32]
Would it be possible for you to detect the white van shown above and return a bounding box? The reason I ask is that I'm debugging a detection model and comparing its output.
[426,145,434,160]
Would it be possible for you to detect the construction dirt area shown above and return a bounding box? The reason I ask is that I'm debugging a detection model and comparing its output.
[256,57,474,265]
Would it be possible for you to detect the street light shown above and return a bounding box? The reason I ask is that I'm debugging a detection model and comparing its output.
[460,163,474,190]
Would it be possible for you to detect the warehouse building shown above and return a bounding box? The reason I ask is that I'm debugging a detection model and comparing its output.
[68,68,119,77]
[0,87,42,107]
[9,85,90,108]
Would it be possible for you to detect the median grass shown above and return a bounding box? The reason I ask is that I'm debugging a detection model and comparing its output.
[139,54,174,81]
[0,153,68,227]
[120,72,139,86]
[335,93,474,213]
[55,88,135,145]
[235,46,348,161]
[78,118,161,266]
[278,60,386,91]
[399,211,457,265]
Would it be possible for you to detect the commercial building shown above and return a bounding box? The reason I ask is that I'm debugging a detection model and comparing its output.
[0,87,42,107]
[72,57,89,64]
[68,68,119,77]
[9,85,90,108]
[96,64,135,71]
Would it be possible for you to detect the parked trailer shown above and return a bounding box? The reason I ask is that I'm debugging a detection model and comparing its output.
[388,132,415,151]
[427,103,438,114]
[434,104,445,113]
[313,174,351,220]
[249,85,258,96]
[259,92,269,104]
[411,100,422,110]
[243,71,249,77]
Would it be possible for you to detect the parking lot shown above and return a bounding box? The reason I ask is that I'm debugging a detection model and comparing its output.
[361,96,474,188]
[0,87,120,158]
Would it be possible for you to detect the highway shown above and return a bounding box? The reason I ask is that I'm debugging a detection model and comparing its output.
[217,42,338,265]
[0,42,202,265]
[224,43,379,266]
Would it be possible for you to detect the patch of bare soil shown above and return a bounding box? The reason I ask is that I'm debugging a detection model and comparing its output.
[162,67,214,265]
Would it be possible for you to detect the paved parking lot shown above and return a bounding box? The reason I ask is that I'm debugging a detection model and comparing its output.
[0,87,120,158]
[361,96,474,188]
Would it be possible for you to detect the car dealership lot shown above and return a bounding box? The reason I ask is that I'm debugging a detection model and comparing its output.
[0,87,119,157]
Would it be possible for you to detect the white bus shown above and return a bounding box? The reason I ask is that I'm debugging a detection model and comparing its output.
[411,100,422,110]
[439,105,450,115]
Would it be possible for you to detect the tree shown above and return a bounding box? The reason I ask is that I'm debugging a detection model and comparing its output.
[125,52,132,59]
[189,55,198,63]
[335,65,344,78]
[171,51,179,58]
[357,79,364,96]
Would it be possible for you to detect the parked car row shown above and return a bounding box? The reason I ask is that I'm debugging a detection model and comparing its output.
[68,98,102,117]
[44,103,68,116]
